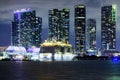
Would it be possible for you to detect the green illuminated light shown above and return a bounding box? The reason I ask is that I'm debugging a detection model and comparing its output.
[112,5,117,22]
[112,4,116,10]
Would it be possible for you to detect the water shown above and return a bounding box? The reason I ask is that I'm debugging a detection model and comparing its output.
[0,60,120,80]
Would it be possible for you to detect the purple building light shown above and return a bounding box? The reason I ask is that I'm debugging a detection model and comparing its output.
[14,8,31,13]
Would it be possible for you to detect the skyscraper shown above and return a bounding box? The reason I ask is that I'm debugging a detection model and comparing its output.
[12,8,42,48]
[48,8,70,42]
[86,19,96,54]
[101,5,116,52]
[75,5,86,54]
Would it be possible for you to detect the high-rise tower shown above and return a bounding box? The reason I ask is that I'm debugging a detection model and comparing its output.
[86,19,96,55]
[49,8,70,42]
[101,5,116,53]
[12,8,42,48]
[75,5,86,55]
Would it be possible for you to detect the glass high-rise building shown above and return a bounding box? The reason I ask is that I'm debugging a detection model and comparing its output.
[101,5,116,52]
[86,19,96,53]
[75,5,86,54]
[49,8,70,42]
[12,8,42,48]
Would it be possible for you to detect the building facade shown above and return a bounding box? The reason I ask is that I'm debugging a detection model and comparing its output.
[48,8,70,42]
[86,19,96,55]
[12,8,42,48]
[74,5,86,54]
[101,5,116,53]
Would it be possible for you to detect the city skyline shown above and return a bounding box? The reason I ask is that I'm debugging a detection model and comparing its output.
[1,0,120,51]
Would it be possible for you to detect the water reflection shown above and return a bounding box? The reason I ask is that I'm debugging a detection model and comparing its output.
[0,61,120,80]
[107,76,120,80]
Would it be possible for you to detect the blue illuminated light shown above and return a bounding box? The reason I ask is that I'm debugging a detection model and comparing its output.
[113,58,118,61]
[112,57,119,62]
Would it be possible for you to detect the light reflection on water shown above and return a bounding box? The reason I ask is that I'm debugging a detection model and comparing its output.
[0,60,120,80]
[107,76,120,80]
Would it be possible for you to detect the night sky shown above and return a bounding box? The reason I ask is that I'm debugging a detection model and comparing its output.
[0,0,120,51]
